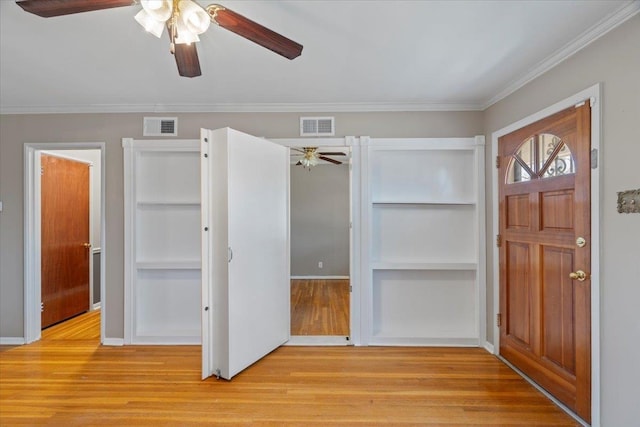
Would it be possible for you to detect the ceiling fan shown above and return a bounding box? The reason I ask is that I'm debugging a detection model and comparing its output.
[16,0,303,78]
[292,147,347,168]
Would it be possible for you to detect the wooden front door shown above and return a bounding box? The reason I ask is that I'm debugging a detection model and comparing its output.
[41,154,91,328]
[498,103,591,422]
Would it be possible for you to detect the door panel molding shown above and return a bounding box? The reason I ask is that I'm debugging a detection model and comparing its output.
[491,83,601,425]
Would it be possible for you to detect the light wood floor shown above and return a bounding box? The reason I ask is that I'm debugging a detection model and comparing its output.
[290,279,350,336]
[0,311,578,426]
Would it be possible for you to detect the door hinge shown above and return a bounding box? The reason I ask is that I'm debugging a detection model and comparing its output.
[40,167,44,175]
[496,234,502,247]
[591,148,598,169]
[495,156,500,169]
[349,285,353,292]
[40,302,44,312]
[496,313,502,327]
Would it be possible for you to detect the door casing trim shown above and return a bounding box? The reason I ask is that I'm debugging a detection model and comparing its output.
[490,83,601,426]
[24,142,106,344]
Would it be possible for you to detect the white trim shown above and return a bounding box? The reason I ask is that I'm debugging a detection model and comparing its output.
[347,136,361,346]
[483,342,495,354]
[127,337,200,345]
[369,337,480,347]
[475,136,487,348]
[484,1,639,109]
[490,83,601,426]
[23,142,107,345]
[0,102,483,115]
[290,276,350,280]
[102,338,124,346]
[92,302,101,311]
[286,336,351,346]
[0,337,26,345]
[499,356,590,427]
[271,137,350,148]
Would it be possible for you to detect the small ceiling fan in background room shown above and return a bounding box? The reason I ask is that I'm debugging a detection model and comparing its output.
[16,0,303,77]
[292,147,348,169]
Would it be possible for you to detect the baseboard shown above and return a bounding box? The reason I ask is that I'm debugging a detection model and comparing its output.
[484,341,495,354]
[0,337,26,345]
[102,338,124,346]
[286,335,351,346]
[290,275,350,280]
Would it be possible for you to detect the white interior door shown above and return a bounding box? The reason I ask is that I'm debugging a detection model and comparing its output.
[201,127,290,380]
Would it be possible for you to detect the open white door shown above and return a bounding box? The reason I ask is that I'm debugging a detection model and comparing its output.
[201,127,290,380]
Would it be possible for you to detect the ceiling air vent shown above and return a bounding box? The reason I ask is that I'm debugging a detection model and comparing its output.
[143,117,178,137]
[300,117,335,136]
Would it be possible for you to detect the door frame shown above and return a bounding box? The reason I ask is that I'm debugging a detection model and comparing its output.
[24,142,106,344]
[491,83,601,425]
[271,137,361,345]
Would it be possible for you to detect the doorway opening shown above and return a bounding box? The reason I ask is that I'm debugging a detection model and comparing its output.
[24,143,106,344]
[279,141,356,346]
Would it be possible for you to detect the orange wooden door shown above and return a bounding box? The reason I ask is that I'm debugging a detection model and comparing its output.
[41,154,91,328]
[498,103,591,422]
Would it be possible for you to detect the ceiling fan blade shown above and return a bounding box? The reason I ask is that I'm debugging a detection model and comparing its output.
[319,156,342,165]
[16,0,134,17]
[319,152,346,156]
[207,5,303,60]
[174,43,202,78]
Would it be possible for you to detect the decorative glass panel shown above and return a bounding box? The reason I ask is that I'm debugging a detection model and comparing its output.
[507,158,532,183]
[506,133,575,184]
[516,137,536,173]
[539,133,574,179]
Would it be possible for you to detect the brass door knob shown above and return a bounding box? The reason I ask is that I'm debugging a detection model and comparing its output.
[569,270,587,281]
[83,243,92,249]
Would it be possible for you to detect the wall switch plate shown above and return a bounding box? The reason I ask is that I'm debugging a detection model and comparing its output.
[318,261,323,269]
[617,189,640,214]
[0,201,3,212]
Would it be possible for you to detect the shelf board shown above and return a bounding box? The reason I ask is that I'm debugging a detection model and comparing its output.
[371,262,477,271]
[371,200,475,206]
[136,261,201,270]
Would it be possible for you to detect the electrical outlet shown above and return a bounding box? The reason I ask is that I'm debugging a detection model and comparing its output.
[318,261,323,269]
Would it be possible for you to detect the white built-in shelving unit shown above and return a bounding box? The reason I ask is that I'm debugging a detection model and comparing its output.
[123,139,201,344]
[361,137,485,346]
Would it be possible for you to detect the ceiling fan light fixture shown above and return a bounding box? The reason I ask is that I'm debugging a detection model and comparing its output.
[300,147,320,168]
[140,0,173,22]
[134,9,165,38]
[178,0,211,35]
[174,18,200,45]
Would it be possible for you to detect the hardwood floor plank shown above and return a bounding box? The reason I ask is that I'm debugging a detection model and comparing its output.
[291,279,350,335]
[1,331,579,426]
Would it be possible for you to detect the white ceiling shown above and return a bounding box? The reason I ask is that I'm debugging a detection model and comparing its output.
[1,0,637,114]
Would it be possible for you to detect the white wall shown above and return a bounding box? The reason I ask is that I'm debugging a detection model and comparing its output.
[483,14,640,426]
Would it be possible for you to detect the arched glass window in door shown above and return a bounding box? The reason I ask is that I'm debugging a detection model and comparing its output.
[506,133,575,183]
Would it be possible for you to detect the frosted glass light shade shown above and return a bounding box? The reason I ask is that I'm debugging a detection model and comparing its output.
[140,0,173,22]
[134,9,165,38]
[179,0,211,35]
[174,18,200,45]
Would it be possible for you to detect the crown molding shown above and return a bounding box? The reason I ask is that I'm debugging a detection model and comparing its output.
[0,101,484,115]
[482,0,640,109]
